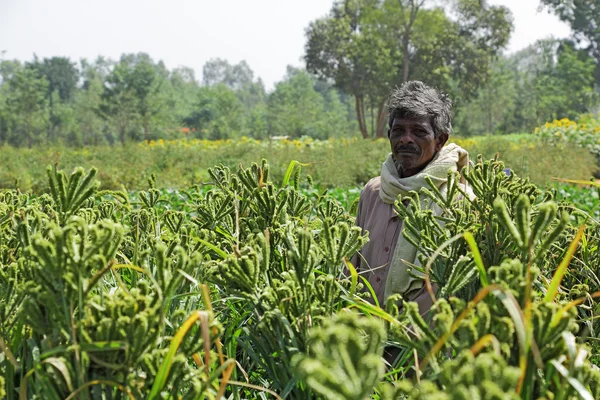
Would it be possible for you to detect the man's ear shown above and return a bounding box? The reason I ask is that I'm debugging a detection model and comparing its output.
[436,132,449,151]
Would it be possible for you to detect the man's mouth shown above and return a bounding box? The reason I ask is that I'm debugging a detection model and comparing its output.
[395,147,419,155]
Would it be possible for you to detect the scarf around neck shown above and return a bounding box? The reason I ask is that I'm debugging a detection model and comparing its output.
[379,143,470,301]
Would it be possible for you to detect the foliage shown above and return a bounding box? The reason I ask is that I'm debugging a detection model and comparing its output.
[1,67,49,147]
[293,311,386,400]
[1,38,597,143]
[0,135,596,193]
[455,40,599,136]
[305,0,512,138]
[0,54,358,147]
[541,0,600,84]
[1,157,600,399]
[535,116,600,158]
[366,156,600,399]
[267,67,354,139]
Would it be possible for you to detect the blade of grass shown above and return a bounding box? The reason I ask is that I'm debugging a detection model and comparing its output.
[421,284,501,371]
[216,361,236,399]
[0,334,19,369]
[20,357,81,400]
[544,225,585,302]
[464,231,488,286]
[42,357,74,392]
[470,334,501,356]
[228,380,283,400]
[549,360,594,400]
[343,297,412,333]
[358,275,379,308]
[64,380,134,400]
[148,310,210,400]
[551,291,600,328]
[423,233,465,303]
[342,257,358,297]
[551,177,600,187]
[201,284,226,365]
[282,160,309,186]
[196,238,228,259]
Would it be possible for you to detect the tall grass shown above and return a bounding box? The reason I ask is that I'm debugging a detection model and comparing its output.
[0,135,595,192]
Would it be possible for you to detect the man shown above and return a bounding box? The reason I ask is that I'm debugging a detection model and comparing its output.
[350,81,470,316]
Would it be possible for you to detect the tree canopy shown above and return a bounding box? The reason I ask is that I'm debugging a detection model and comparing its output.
[541,0,600,83]
[0,3,598,147]
[305,0,513,138]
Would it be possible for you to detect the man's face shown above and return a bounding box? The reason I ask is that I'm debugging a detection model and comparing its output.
[388,117,448,177]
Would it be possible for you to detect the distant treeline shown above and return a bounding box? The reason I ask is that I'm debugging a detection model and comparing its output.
[0,0,598,147]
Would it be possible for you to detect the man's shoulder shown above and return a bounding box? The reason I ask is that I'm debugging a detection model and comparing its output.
[360,176,382,200]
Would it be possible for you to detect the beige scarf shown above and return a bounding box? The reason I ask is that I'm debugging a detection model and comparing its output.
[379,143,470,301]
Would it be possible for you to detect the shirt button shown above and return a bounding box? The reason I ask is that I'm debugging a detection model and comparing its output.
[376,276,381,282]
[384,247,390,252]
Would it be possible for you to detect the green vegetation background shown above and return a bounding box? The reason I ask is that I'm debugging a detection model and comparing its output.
[0,135,596,193]
[1,1,599,148]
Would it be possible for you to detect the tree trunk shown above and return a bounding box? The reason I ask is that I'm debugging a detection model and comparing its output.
[360,96,369,137]
[375,99,387,138]
[370,97,374,137]
[355,95,369,139]
[26,117,32,149]
[119,120,126,145]
[487,84,493,134]
[143,116,150,141]
[48,96,53,143]
[402,32,411,82]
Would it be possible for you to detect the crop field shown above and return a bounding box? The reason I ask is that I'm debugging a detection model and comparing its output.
[4,0,600,394]
[1,133,598,193]
[1,148,600,399]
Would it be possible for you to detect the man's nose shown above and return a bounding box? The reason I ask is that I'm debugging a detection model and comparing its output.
[397,131,415,144]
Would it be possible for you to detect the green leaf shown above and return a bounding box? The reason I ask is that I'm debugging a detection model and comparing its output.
[544,225,585,302]
[464,231,488,286]
[282,160,309,186]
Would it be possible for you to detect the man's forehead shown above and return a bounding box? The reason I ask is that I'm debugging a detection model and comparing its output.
[391,116,433,128]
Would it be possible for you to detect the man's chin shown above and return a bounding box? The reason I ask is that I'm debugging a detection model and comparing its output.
[393,155,418,166]
[393,160,416,174]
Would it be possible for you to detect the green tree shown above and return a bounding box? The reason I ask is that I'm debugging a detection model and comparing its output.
[305,0,512,138]
[202,58,254,90]
[305,0,395,138]
[98,61,138,144]
[520,39,597,124]
[28,56,79,102]
[169,66,200,133]
[99,54,171,143]
[200,58,269,139]
[129,59,170,140]
[267,67,353,139]
[73,58,108,145]
[27,56,79,142]
[541,0,600,84]
[0,59,23,144]
[268,67,326,138]
[4,67,49,147]
[183,84,244,140]
[454,57,518,135]
[459,39,599,135]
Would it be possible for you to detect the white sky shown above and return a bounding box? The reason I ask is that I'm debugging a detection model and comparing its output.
[0,0,571,90]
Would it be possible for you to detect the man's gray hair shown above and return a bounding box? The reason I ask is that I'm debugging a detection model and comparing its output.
[387,81,453,138]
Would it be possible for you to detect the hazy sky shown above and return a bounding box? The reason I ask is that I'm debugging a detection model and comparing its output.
[0,0,571,90]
